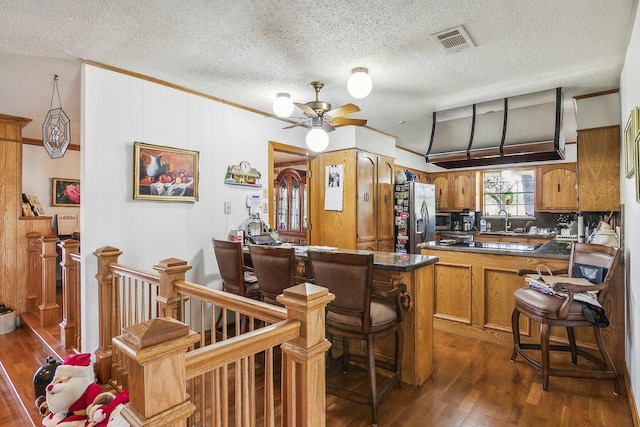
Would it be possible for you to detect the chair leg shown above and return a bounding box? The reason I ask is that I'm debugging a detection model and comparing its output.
[511,307,521,361]
[567,326,578,365]
[342,337,350,373]
[395,326,404,389]
[593,325,621,395]
[540,322,550,391]
[367,334,379,426]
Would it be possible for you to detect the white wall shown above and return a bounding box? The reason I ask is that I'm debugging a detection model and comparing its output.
[22,145,81,230]
[81,64,311,352]
[620,3,640,415]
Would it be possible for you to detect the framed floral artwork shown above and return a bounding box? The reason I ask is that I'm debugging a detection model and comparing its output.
[52,178,80,206]
[133,141,199,202]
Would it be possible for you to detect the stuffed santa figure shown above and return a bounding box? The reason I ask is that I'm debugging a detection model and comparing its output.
[87,390,129,427]
[41,353,103,427]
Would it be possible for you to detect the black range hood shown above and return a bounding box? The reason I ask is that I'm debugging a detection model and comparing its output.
[425,87,564,169]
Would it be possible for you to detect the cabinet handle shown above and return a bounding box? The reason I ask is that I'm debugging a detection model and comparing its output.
[557,184,560,192]
[384,194,388,203]
[462,187,465,195]
[439,189,442,196]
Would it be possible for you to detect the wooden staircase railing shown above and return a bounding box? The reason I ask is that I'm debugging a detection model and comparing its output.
[95,246,334,426]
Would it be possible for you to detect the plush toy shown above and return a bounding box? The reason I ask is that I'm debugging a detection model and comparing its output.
[41,353,103,427]
[87,390,129,427]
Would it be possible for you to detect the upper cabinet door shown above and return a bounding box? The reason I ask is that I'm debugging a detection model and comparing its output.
[535,164,578,212]
[357,151,377,242]
[452,171,476,211]
[432,173,451,211]
[577,127,620,212]
[377,155,395,241]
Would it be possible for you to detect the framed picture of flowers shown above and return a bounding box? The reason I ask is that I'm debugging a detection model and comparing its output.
[52,178,80,206]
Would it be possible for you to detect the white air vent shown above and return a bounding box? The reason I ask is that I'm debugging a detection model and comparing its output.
[432,25,475,53]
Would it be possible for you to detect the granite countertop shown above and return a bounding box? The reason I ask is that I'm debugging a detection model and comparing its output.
[440,230,556,238]
[419,239,571,260]
[245,245,440,272]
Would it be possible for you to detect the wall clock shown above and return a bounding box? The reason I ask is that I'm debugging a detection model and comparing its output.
[239,161,252,174]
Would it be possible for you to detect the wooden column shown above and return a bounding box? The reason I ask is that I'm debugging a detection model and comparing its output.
[277,283,335,427]
[93,245,123,384]
[25,231,43,315]
[153,258,192,320]
[112,317,200,427]
[59,238,80,351]
[38,235,60,327]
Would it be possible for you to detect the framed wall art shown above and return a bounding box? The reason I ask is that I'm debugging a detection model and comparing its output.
[52,178,80,206]
[625,107,638,178]
[134,141,199,202]
[636,131,640,202]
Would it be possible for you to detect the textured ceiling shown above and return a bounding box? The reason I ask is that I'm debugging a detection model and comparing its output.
[1,0,638,155]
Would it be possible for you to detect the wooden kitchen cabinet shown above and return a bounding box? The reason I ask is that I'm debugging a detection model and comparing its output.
[429,171,477,212]
[577,126,620,212]
[420,247,625,377]
[431,172,451,211]
[535,163,578,211]
[310,149,394,251]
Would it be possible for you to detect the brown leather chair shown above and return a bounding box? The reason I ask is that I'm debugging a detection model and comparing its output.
[248,244,296,306]
[307,249,406,426]
[212,239,260,300]
[511,242,622,392]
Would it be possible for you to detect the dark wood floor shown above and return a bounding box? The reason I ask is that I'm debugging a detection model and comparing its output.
[1,321,634,427]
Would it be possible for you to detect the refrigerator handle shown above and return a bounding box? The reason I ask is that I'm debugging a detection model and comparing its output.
[420,201,428,242]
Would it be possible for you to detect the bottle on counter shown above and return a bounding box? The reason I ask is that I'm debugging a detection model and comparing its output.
[480,218,487,232]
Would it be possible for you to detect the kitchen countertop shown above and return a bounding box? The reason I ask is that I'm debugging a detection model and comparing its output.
[419,239,571,259]
[440,230,556,238]
[246,245,440,272]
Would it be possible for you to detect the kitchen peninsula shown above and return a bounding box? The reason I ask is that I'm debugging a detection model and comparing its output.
[420,240,624,375]
[245,247,439,386]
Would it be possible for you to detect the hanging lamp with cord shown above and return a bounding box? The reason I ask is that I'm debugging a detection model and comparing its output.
[42,75,71,159]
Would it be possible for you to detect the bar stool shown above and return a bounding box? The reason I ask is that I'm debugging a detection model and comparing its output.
[307,249,406,426]
[248,244,296,306]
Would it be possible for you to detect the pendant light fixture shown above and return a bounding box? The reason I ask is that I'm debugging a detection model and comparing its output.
[347,67,372,99]
[42,75,71,159]
[272,92,294,117]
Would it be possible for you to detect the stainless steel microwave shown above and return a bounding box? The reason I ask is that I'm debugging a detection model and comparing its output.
[435,212,452,230]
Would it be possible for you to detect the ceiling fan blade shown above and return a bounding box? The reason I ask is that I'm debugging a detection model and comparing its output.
[331,117,367,127]
[282,121,309,130]
[325,103,360,118]
[294,102,318,117]
[322,120,335,133]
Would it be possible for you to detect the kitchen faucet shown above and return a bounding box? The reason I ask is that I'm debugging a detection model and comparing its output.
[497,209,508,233]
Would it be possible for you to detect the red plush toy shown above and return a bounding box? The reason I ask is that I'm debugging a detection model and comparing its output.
[41,353,103,427]
[88,390,129,427]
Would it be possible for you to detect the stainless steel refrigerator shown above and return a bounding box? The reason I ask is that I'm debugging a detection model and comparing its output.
[394,182,436,253]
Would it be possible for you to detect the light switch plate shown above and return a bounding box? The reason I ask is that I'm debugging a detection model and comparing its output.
[224,202,231,214]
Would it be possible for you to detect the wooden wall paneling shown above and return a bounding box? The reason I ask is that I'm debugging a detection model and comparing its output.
[482,268,522,332]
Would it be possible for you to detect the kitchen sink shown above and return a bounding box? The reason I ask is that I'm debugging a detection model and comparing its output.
[456,241,540,251]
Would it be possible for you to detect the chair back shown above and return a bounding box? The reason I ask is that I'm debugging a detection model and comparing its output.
[212,238,246,295]
[248,245,296,305]
[569,243,621,302]
[307,250,374,324]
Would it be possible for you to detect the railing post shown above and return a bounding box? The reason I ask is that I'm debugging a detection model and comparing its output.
[93,246,123,384]
[38,235,60,327]
[25,231,43,315]
[153,258,192,320]
[112,317,200,427]
[277,283,335,427]
[59,238,80,351]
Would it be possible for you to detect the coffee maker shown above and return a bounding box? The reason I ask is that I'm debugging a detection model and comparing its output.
[459,210,477,231]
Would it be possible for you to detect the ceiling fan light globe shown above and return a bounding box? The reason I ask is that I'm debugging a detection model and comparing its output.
[347,67,372,99]
[273,93,294,117]
[306,128,329,152]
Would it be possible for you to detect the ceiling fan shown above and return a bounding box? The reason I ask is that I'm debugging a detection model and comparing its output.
[283,81,367,132]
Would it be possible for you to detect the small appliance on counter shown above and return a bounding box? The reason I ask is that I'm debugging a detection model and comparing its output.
[435,212,452,230]
[453,210,480,231]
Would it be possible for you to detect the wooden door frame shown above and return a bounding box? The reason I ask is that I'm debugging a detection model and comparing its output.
[268,141,312,243]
